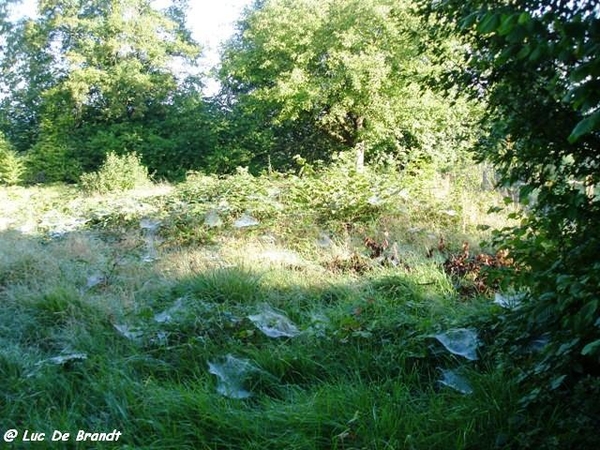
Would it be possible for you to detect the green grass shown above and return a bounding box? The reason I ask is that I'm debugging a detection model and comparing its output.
[0,168,525,449]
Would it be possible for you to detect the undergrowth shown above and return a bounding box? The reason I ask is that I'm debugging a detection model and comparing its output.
[0,161,554,449]
[79,152,151,194]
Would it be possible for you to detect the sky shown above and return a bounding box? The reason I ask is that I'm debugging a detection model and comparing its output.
[12,0,254,93]
[153,0,254,70]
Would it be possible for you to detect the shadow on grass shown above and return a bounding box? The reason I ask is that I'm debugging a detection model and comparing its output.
[0,228,517,450]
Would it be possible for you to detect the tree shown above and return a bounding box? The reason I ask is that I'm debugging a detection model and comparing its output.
[0,0,56,152]
[422,0,600,445]
[204,95,346,174]
[37,0,198,120]
[219,0,477,172]
[1,0,206,181]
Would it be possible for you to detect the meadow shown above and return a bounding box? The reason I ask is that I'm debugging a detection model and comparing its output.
[0,161,524,449]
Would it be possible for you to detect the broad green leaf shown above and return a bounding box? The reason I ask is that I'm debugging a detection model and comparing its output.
[516,45,532,59]
[528,44,546,62]
[478,13,501,34]
[579,300,599,321]
[550,374,567,390]
[517,12,531,25]
[487,206,504,214]
[571,63,593,83]
[498,14,518,36]
[460,11,478,30]
[568,111,600,143]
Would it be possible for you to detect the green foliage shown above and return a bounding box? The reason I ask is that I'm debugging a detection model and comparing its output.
[176,168,287,220]
[289,152,403,224]
[36,0,200,120]
[171,153,504,250]
[0,133,24,185]
[26,136,83,184]
[79,151,151,194]
[0,150,25,186]
[422,0,600,445]
[140,92,218,180]
[0,0,206,181]
[219,0,480,170]
[0,178,521,448]
[205,100,344,174]
[0,1,55,153]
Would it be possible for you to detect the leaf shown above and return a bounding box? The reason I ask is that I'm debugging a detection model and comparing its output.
[528,44,546,62]
[516,44,532,59]
[579,300,599,321]
[557,338,580,356]
[568,111,600,143]
[460,12,479,30]
[518,184,535,203]
[498,14,518,36]
[581,339,600,356]
[571,63,593,83]
[517,12,531,25]
[478,13,501,34]
[550,374,567,390]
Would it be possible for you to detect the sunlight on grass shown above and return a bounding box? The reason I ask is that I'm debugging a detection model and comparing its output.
[0,168,525,448]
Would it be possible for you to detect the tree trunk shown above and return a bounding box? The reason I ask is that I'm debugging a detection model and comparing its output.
[355,141,365,173]
[354,116,365,173]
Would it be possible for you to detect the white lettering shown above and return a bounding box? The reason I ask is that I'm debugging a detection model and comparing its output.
[51,430,69,441]
[76,429,122,442]
[22,430,45,441]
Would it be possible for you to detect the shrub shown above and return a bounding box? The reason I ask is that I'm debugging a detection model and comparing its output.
[79,152,151,194]
[25,137,83,183]
[288,152,404,225]
[177,167,288,220]
[0,134,25,185]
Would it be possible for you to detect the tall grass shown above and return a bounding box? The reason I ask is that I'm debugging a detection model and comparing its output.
[0,164,528,449]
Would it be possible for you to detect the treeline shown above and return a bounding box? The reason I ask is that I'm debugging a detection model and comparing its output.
[0,0,479,183]
[1,0,211,182]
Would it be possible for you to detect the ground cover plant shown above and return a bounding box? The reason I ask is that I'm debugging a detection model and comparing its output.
[0,166,527,449]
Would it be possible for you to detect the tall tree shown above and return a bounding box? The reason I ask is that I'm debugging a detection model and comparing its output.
[219,0,476,172]
[1,0,204,181]
[36,0,199,121]
[0,0,56,152]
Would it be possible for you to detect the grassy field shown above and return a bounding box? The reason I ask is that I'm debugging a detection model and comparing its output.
[0,166,523,449]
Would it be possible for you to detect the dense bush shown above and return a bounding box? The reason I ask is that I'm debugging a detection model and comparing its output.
[79,152,151,194]
[25,135,82,184]
[176,168,288,223]
[288,152,404,224]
